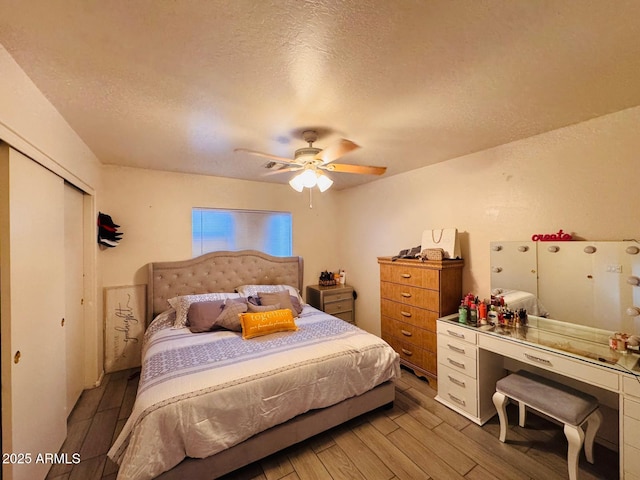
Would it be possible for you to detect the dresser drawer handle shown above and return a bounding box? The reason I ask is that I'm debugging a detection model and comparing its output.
[400,311,412,317]
[524,353,552,365]
[447,344,465,354]
[400,292,412,298]
[401,273,412,278]
[401,348,413,356]
[447,357,465,369]
[401,329,412,337]
[446,329,465,339]
[448,375,466,388]
[448,393,466,406]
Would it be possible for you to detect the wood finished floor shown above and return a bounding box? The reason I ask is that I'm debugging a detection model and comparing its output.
[46,367,618,480]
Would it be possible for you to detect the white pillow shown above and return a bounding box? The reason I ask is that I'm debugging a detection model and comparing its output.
[168,292,242,328]
[235,284,303,303]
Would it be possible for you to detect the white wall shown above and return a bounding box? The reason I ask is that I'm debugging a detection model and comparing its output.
[338,106,640,335]
[100,165,342,297]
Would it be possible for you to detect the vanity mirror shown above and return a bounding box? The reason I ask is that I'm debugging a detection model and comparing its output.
[490,241,640,334]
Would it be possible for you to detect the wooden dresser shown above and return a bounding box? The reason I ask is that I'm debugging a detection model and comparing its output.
[378,256,463,384]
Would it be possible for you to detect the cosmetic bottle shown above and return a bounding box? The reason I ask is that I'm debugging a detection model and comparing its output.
[458,301,468,324]
[469,304,478,327]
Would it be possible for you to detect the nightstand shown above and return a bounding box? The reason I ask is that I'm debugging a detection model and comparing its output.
[306,284,355,324]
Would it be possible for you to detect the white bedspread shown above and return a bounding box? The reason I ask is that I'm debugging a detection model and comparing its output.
[108,306,400,480]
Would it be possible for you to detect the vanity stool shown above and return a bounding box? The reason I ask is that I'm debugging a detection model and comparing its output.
[492,370,603,480]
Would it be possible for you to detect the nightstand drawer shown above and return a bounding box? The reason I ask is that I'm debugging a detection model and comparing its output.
[324,298,353,315]
[324,290,353,303]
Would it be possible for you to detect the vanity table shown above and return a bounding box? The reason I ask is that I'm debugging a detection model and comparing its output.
[436,314,640,480]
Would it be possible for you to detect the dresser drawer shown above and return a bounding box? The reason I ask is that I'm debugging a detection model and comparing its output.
[438,335,477,360]
[380,263,439,289]
[380,281,439,310]
[437,321,477,345]
[381,299,437,330]
[382,316,436,353]
[438,346,477,379]
[324,297,353,315]
[437,366,478,416]
[385,336,436,374]
[478,335,619,391]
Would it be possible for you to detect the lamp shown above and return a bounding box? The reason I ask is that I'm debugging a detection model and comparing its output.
[289,169,333,192]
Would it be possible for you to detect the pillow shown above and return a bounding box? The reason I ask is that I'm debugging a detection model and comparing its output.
[215,298,249,331]
[168,292,242,328]
[258,290,299,317]
[248,302,281,313]
[187,300,226,333]
[236,284,302,302]
[240,309,298,339]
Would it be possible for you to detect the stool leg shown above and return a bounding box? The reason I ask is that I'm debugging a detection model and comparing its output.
[518,401,527,427]
[492,391,509,442]
[583,409,602,464]
[564,424,585,480]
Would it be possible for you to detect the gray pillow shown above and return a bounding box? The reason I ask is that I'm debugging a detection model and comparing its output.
[216,298,248,331]
[187,300,225,333]
[259,291,299,317]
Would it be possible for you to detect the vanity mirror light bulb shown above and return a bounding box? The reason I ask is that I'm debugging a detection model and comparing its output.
[518,246,529,252]
[492,245,502,251]
[626,245,640,255]
[492,267,502,273]
[584,246,597,254]
[548,245,560,253]
[627,276,640,286]
[626,306,640,317]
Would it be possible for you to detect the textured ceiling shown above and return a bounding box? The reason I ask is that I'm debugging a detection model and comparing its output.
[1,0,640,190]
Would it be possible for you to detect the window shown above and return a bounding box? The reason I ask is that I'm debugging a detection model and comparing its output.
[192,208,292,257]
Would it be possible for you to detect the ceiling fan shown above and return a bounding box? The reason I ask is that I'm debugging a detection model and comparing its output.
[234,130,387,192]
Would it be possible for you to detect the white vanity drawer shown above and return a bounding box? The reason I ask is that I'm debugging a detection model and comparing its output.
[478,335,619,392]
[624,413,640,450]
[624,443,640,479]
[437,366,478,416]
[438,346,477,379]
[438,335,477,360]
[437,322,477,345]
[625,397,640,422]
[623,375,640,398]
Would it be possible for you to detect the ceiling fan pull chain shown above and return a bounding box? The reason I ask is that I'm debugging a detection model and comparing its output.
[309,188,313,209]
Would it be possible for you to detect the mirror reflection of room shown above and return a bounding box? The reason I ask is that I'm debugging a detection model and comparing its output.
[490,240,640,336]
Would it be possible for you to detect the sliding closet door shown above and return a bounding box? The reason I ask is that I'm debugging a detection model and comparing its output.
[3,148,66,480]
[65,182,85,414]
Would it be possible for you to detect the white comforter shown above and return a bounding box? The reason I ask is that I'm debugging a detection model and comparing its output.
[108,305,400,480]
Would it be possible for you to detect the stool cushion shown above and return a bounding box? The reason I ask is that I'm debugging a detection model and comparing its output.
[496,370,598,426]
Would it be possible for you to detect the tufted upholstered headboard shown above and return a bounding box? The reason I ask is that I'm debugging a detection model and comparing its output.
[147,250,304,325]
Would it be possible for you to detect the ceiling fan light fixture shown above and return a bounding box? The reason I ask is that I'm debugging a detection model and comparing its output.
[288,175,305,192]
[316,172,333,192]
[299,169,318,188]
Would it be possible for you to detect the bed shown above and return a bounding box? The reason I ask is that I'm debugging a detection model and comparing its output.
[107,250,400,480]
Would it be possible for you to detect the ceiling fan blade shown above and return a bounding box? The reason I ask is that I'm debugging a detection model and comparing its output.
[262,166,303,176]
[234,148,297,165]
[314,138,359,164]
[323,163,387,176]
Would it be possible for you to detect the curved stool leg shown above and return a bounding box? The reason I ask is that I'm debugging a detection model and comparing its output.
[518,401,527,427]
[564,423,585,480]
[492,391,509,442]
[583,409,602,464]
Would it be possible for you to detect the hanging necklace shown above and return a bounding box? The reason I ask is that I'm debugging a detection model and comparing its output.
[431,229,444,244]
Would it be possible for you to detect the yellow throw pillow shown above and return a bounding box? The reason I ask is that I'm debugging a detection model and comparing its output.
[240,308,298,339]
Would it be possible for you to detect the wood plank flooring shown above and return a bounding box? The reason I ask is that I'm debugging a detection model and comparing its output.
[46,367,618,480]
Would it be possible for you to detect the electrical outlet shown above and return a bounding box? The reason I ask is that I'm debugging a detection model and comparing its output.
[606,264,623,273]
